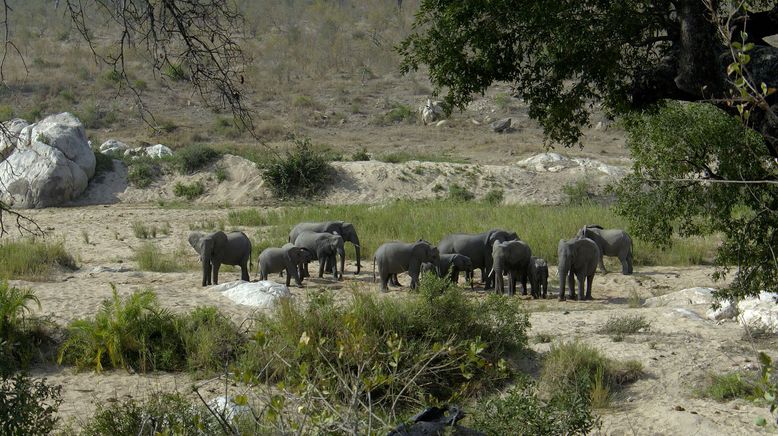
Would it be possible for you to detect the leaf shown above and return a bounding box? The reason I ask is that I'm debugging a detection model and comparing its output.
[755,417,767,427]
[233,395,248,406]
[743,42,754,52]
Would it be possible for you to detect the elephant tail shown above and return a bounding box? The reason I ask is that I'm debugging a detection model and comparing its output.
[372,257,376,283]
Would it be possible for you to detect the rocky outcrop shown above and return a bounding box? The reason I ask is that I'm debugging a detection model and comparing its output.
[490,117,512,133]
[99,139,130,155]
[0,113,95,208]
[145,144,173,158]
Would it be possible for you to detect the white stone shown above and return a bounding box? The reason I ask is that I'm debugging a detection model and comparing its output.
[706,300,737,321]
[669,308,705,321]
[643,287,716,308]
[99,139,130,154]
[0,119,30,156]
[18,112,95,179]
[207,396,250,423]
[419,99,445,125]
[435,120,448,127]
[145,144,173,158]
[737,294,778,335]
[211,280,291,309]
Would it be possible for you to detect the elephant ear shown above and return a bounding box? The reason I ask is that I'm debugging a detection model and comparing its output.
[287,246,303,262]
[188,232,203,251]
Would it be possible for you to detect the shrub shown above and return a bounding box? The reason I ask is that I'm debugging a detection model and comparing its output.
[131,221,157,239]
[238,275,530,414]
[163,63,189,81]
[0,373,62,435]
[383,103,414,124]
[540,341,643,409]
[448,183,475,201]
[700,372,759,402]
[172,144,220,174]
[92,151,114,178]
[262,137,333,199]
[562,178,595,205]
[483,189,504,205]
[597,315,651,335]
[351,148,370,161]
[177,307,245,376]
[215,165,228,182]
[173,181,205,200]
[470,376,599,435]
[127,161,157,188]
[134,243,185,272]
[76,103,117,129]
[0,282,56,374]
[0,105,13,121]
[0,239,76,280]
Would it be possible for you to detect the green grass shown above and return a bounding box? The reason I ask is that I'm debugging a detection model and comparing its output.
[126,161,157,188]
[172,144,220,174]
[134,243,189,272]
[0,239,76,280]
[376,151,468,164]
[131,221,157,239]
[225,201,717,266]
[173,181,205,200]
[597,315,651,335]
[699,372,760,402]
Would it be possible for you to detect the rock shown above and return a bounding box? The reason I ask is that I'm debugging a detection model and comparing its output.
[207,396,250,423]
[124,147,145,157]
[419,99,445,125]
[145,144,173,158]
[0,113,94,208]
[435,120,448,127]
[643,287,715,308]
[99,139,130,155]
[669,308,705,321]
[737,292,778,334]
[706,300,737,321]
[490,117,512,133]
[470,119,481,125]
[211,280,291,309]
[0,119,30,157]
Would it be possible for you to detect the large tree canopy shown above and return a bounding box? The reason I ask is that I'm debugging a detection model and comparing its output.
[400,0,777,299]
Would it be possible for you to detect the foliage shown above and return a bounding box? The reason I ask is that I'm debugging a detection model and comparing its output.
[238,275,530,414]
[76,392,219,436]
[131,221,157,239]
[614,102,777,300]
[172,144,220,174]
[447,183,475,202]
[126,161,158,188]
[163,63,189,81]
[134,243,187,272]
[92,151,115,178]
[261,137,334,199]
[351,148,371,161]
[0,282,55,374]
[0,373,61,435]
[483,189,504,205]
[540,341,643,409]
[469,376,599,435]
[376,151,467,164]
[562,179,596,205]
[597,315,651,335]
[173,181,206,200]
[700,372,759,402]
[177,307,245,377]
[382,103,415,124]
[756,352,778,427]
[0,239,76,280]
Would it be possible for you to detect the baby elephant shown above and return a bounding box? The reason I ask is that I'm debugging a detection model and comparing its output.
[528,256,549,299]
[421,254,474,286]
[258,245,312,287]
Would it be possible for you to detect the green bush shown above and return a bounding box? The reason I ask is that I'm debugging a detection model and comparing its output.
[0,239,76,280]
[377,151,467,164]
[597,315,651,335]
[93,151,114,178]
[163,63,189,81]
[127,161,158,188]
[173,181,205,200]
[0,105,13,121]
[172,144,220,174]
[178,307,245,376]
[76,103,117,129]
[0,373,62,435]
[383,103,414,124]
[700,372,759,402]
[262,137,334,199]
[0,282,56,374]
[448,183,475,201]
[470,376,599,435]
[238,275,530,413]
[131,221,157,239]
[351,148,370,161]
[562,178,595,205]
[483,189,505,205]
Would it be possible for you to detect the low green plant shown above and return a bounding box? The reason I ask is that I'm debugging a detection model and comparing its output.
[383,103,414,124]
[0,105,13,120]
[132,221,157,239]
[92,151,114,178]
[0,373,62,435]
[627,289,642,308]
[377,151,467,164]
[261,137,333,199]
[127,161,157,188]
[172,144,220,174]
[756,352,778,427]
[351,148,370,161]
[163,63,189,81]
[483,188,504,205]
[215,165,228,182]
[448,183,475,202]
[0,239,76,280]
[597,315,651,335]
[562,178,595,205]
[134,243,184,272]
[76,102,117,129]
[173,181,206,200]
[189,219,226,231]
[291,95,322,110]
[533,333,554,344]
[469,376,599,435]
[493,92,513,111]
[700,372,759,402]
[0,282,56,373]
[177,307,245,376]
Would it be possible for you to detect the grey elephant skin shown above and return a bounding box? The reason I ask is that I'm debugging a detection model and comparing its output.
[577,225,634,274]
[491,240,532,296]
[293,231,345,279]
[374,241,440,291]
[528,256,549,299]
[188,231,251,286]
[421,254,474,285]
[289,221,361,274]
[280,243,313,283]
[258,245,311,287]
[438,229,519,289]
[557,237,600,301]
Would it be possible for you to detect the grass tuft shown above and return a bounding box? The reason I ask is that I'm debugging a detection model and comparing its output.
[134,243,187,272]
[173,181,205,200]
[0,239,76,280]
[699,372,759,402]
[597,315,651,335]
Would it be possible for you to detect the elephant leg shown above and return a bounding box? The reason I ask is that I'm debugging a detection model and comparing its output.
[585,274,594,300]
[626,252,634,275]
[240,261,250,282]
[508,272,517,296]
[391,274,401,286]
[567,272,576,300]
[599,255,607,274]
[212,263,221,285]
[576,272,586,301]
[202,262,212,286]
[318,259,325,278]
[380,273,391,292]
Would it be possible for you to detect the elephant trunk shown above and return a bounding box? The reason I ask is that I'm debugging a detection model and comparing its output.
[353,237,362,275]
[339,246,346,279]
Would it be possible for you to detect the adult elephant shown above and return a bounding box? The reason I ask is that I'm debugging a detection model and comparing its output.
[258,245,312,287]
[289,221,361,275]
[557,237,600,301]
[577,225,634,274]
[293,231,345,280]
[373,240,439,292]
[438,229,519,289]
[491,240,532,296]
[188,231,251,286]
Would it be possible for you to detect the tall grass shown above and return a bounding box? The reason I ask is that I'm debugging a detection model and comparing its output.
[0,239,76,280]
[134,243,191,272]
[226,201,717,265]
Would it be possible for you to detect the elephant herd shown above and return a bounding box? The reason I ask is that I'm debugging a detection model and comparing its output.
[187,221,634,301]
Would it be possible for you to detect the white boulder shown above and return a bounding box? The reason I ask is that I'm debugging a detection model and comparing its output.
[99,139,130,155]
[644,287,715,308]
[124,147,145,157]
[737,292,778,335]
[0,113,94,208]
[207,396,250,423]
[706,300,737,321]
[210,280,291,309]
[0,119,30,157]
[419,99,445,125]
[145,144,173,158]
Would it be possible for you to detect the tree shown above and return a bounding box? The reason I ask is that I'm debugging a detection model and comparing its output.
[399,0,777,300]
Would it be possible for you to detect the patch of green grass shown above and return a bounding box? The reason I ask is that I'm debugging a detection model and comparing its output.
[172,144,220,174]
[132,221,157,239]
[0,105,14,121]
[0,239,76,280]
[189,219,225,231]
[173,181,205,200]
[291,95,322,110]
[261,137,333,199]
[225,201,717,266]
[699,372,759,402]
[163,63,189,81]
[76,102,117,129]
[562,178,596,205]
[483,188,505,205]
[383,102,414,124]
[448,183,475,202]
[377,151,468,164]
[214,165,228,182]
[126,161,158,188]
[134,243,186,272]
[493,92,513,111]
[597,315,651,335]
[351,148,370,161]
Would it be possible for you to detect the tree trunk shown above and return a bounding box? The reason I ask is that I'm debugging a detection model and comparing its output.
[674,0,724,98]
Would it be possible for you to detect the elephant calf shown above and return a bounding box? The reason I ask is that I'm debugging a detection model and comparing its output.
[421,254,474,286]
[374,240,439,292]
[293,231,345,280]
[258,245,312,287]
[528,256,549,299]
[188,231,252,287]
[557,237,600,301]
[577,225,634,275]
[491,240,532,296]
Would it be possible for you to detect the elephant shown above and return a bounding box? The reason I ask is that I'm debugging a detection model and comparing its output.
[293,231,345,280]
[188,231,251,286]
[576,225,634,274]
[528,256,549,299]
[438,229,519,289]
[557,237,601,301]
[258,245,312,287]
[490,240,532,296]
[421,254,474,285]
[289,221,361,275]
[373,240,440,292]
[280,243,313,283]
